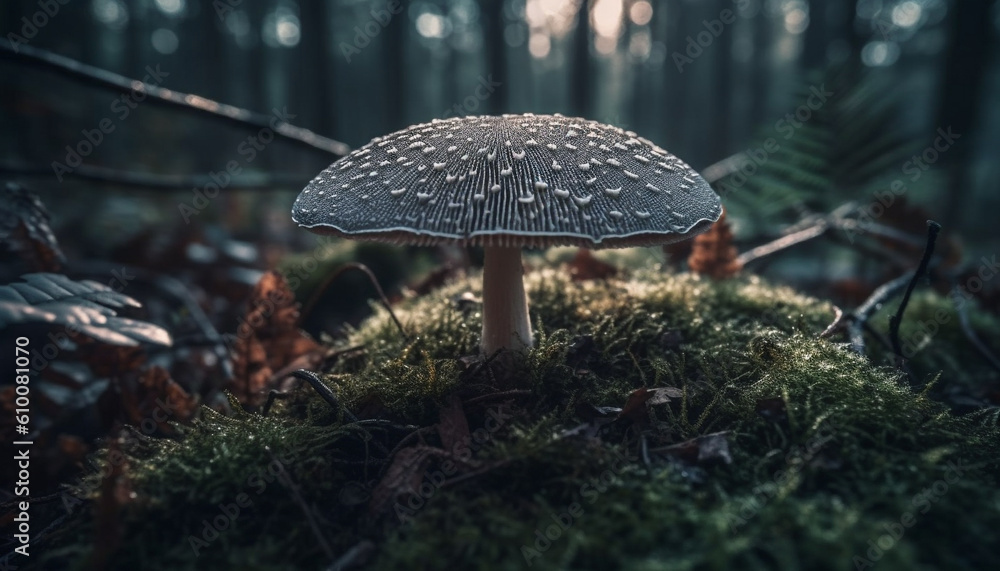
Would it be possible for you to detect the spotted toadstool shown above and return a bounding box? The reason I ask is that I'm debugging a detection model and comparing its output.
[292,113,722,355]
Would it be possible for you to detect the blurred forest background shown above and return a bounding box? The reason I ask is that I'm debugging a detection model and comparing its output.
[2,0,999,263]
[1,0,1000,518]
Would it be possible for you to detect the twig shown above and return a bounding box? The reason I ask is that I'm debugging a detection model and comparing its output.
[819,305,845,338]
[264,446,336,561]
[736,204,930,267]
[459,349,504,385]
[262,390,289,417]
[291,369,359,423]
[437,459,512,489]
[700,152,747,184]
[848,272,914,355]
[952,286,1000,373]
[832,218,928,250]
[325,540,375,571]
[0,163,307,191]
[384,426,438,462]
[888,221,941,359]
[463,389,532,406]
[737,218,829,265]
[300,262,407,339]
[0,44,350,157]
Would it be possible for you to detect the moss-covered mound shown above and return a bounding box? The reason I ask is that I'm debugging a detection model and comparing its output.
[34,268,1000,570]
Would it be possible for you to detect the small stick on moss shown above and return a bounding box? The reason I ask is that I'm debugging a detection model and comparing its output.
[889,221,942,359]
[327,541,375,571]
[291,369,359,423]
[460,349,505,385]
[952,286,1000,373]
[819,305,845,338]
[464,389,532,406]
[384,426,438,463]
[737,218,830,266]
[264,446,336,562]
[300,262,408,339]
[848,272,915,354]
[262,389,289,417]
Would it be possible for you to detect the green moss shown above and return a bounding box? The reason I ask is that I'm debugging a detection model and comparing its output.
[33,268,1000,570]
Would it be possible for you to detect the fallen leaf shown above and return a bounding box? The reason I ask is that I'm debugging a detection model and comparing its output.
[368,446,438,518]
[228,271,320,407]
[618,387,655,425]
[652,431,733,466]
[648,387,683,405]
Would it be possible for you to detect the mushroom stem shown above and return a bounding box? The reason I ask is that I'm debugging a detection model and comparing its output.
[481,245,533,354]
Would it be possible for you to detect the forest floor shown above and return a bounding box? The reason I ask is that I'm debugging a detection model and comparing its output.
[23,265,1000,571]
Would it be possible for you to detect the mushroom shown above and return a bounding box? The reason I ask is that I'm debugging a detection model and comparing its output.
[292,113,722,355]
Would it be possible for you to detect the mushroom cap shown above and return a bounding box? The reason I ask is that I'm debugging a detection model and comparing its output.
[292,113,722,249]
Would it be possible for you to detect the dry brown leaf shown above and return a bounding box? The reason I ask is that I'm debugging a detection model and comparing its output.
[229,271,321,406]
[653,431,733,465]
[618,387,655,426]
[101,366,197,435]
[368,446,438,518]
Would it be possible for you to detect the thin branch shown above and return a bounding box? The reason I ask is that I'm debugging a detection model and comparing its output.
[736,203,929,267]
[888,221,941,359]
[0,43,350,157]
[819,305,845,338]
[300,262,407,339]
[700,152,747,184]
[848,272,914,355]
[831,218,928,250]
[952,286,1000,374]
[0,163,307,191]
[291,369,359,423]
[463,389,533,406]
[736,218,829,266]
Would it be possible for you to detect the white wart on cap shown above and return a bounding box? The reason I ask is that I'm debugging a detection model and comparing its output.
[293,113,723,356]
